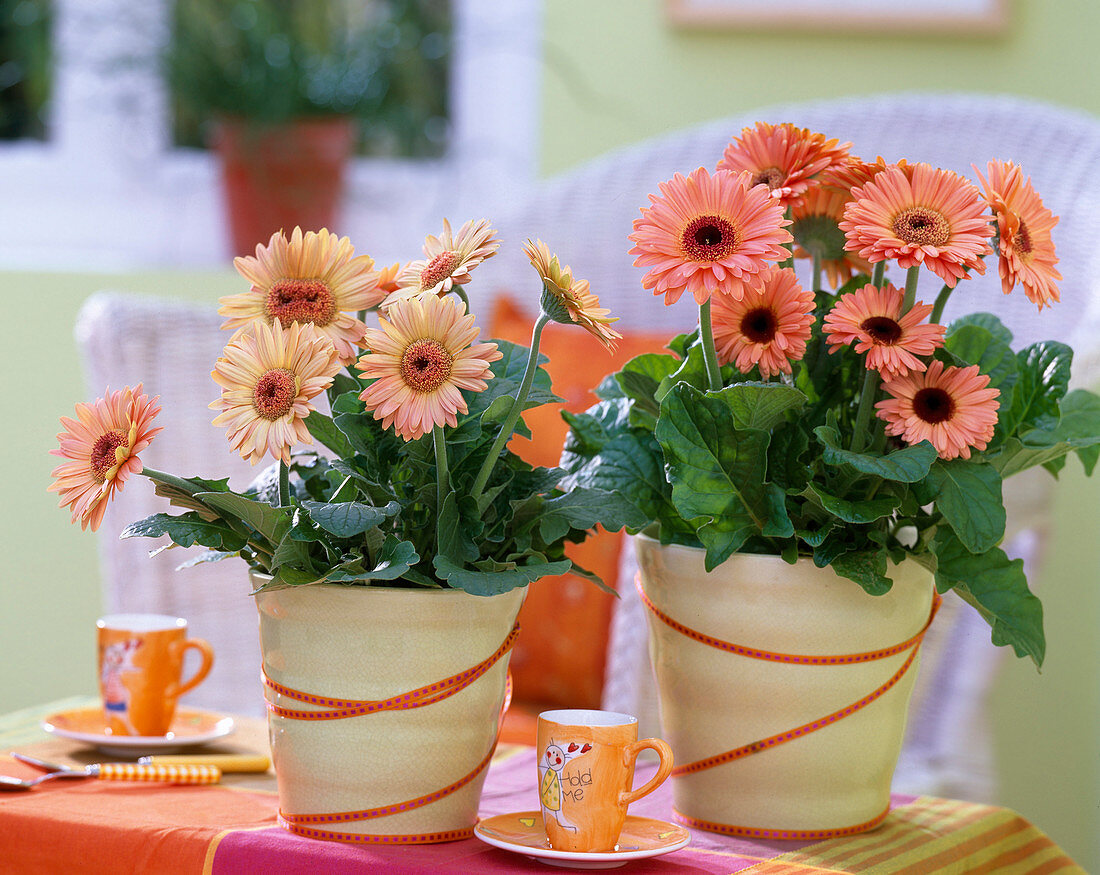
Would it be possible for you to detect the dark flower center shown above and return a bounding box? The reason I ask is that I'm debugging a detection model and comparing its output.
[266,279,337,327]
[860,316,903,345]
[253,368,298,420]
[913,387,956,424]
[751,166,786,190]
[892,207,950,247]
[89,431,127,483]
[740,307,778,344]
[681,214,739,262]
[1011,220,1033,256]
[401,338,453,392]
[420,251,460,290]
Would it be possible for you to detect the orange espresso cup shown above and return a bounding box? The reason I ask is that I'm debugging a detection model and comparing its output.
[537,709,674,853]
[97,614,214,736]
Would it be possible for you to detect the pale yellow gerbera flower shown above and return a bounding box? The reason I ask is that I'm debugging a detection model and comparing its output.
[221,227,383,365]
[384,218,500,309]
[49,385,162,532]
[357,294,502,442]
[210,319,341,466]
[523,239,622,351]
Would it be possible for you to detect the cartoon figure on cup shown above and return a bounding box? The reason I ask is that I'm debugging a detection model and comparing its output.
[101,639,141,735]
[538,740,591,833]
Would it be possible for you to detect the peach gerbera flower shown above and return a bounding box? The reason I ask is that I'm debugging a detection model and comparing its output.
[790,186,871,290]
[523,239,622,351]
[840,163,994,288]
[357,294,502,442]
[221,227,382,366]
[975,160,1062,310]
[375,262,404,297]
[824,283,945,378]
[49,385,163,532]
[385,219,500,309]
[876,360,1000,460]
[710,266,815,378]
[210,319,341,466]
[629,167,792,306]
[718,122,851,209]
[820,156,913,194]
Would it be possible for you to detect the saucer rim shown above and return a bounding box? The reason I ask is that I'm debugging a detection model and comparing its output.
[474,810,691,863]
[41,705,235,752]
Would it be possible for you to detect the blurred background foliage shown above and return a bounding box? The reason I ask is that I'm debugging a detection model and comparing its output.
[167,0,451,158]
[0,0,51,141]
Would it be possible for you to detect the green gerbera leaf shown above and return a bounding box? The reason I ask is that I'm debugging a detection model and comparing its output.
[932,527,1044,666]
[301,499,401,538]
[914,460,1004,554]
[815,426,937,482]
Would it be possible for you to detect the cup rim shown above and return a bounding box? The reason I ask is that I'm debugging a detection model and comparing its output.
[538,709,638,727]
[97,614,187,632]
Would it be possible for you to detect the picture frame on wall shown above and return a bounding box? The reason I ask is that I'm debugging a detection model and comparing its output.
[665,0,1008,34]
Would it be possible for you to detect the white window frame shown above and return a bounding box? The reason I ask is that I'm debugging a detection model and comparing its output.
[0,0,542,268]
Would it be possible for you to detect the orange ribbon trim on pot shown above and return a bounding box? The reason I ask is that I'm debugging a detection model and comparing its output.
[265,622,519,845]
[635,574,942,840]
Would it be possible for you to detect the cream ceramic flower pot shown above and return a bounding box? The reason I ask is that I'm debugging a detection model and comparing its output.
[254,578,526,843]
[635,534,934,837]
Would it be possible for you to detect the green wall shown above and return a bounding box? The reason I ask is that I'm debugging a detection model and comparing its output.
[538,0,1100,868]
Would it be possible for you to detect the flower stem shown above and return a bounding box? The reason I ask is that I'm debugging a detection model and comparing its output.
[811,251,822,293]
[901,265,920,315]
[433,424,449,553]
[279,461,290,508]
[930,283,953,324]
[470,313,550,504]
[871,260,885,289]
[849,366,881,454]
[698,299,723,391]
[452,285,471,310]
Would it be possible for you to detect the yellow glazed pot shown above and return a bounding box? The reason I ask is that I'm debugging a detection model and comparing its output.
[253,577,526,843]
[634,534,934,837]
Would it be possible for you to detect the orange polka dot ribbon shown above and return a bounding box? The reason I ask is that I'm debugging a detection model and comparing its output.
[265,622,519,845]
[635,573,941,840]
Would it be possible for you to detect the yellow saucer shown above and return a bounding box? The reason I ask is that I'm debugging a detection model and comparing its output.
[42,706,235,757]
[475,811,690,869]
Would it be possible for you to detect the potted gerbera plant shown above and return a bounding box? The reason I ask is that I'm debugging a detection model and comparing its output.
[49,222,638,844]
[560,122,1100,839]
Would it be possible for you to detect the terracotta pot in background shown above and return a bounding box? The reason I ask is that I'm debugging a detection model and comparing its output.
[212,117,356,256]
[635,534,934,837]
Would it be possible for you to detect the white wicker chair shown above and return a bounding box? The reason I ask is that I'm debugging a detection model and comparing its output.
[76,293,267,717]
[482,92,1100,802]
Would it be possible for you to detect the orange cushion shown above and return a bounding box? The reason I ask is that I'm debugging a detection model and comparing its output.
[489,295,667,722]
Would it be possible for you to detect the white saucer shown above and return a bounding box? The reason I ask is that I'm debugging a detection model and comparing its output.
[42,705,235,757]
[475,811,690,869]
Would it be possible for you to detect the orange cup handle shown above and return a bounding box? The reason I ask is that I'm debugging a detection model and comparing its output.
[168,638,215,699]
[619,737,674,807]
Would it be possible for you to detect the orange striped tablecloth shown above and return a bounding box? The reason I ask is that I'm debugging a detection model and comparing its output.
[0,699,1085,874]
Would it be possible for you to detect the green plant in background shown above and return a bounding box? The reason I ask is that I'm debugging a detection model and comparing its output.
[166,0,450,157]
[0,0,51,141]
